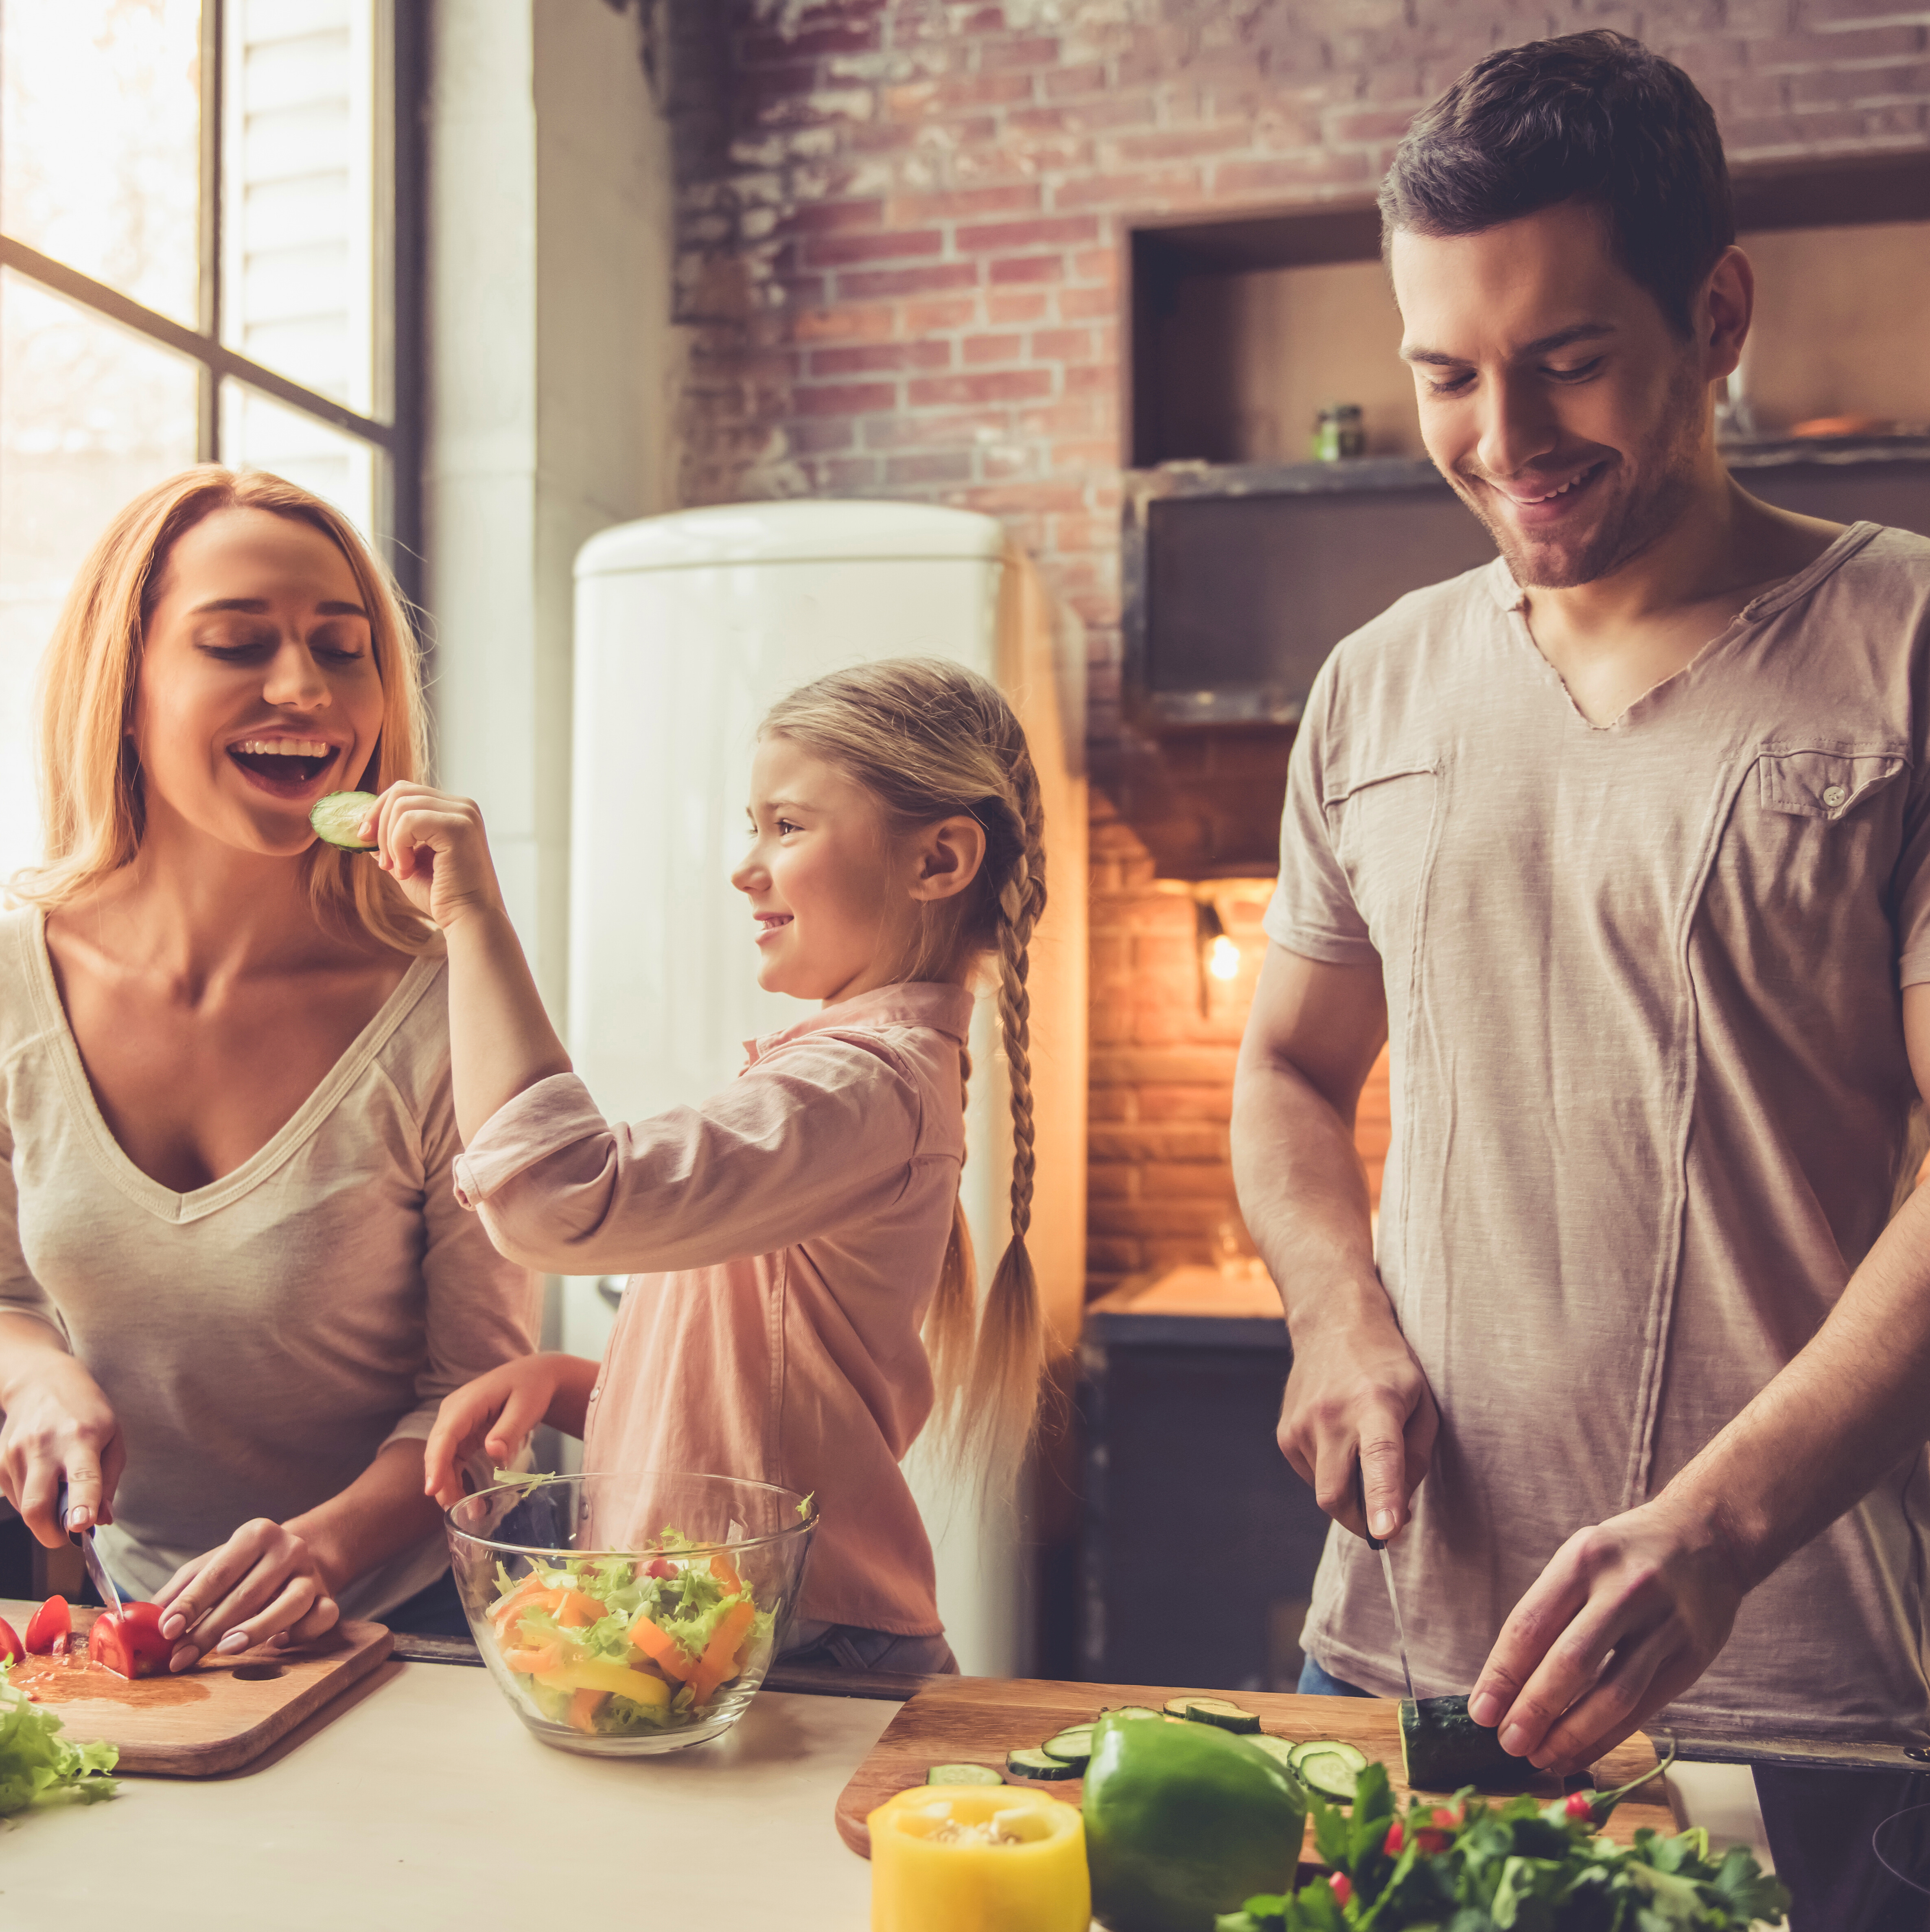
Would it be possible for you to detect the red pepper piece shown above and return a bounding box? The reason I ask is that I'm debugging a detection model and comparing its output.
[1565,1790,1596,1819]
[0,1614,22,1665]
[1328,1873,1352,1905]
[23,1596,70,1656]
[1383,1817,1404,1855]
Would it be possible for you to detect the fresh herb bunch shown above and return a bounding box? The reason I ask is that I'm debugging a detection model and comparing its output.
[1215,1761,1788,1931]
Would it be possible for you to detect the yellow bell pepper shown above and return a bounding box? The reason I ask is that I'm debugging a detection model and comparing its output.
[533,1659,671,1705]
[868,1784,1089,1932]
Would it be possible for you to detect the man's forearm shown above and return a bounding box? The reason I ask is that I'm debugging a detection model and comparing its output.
[1231,1041,1385,1338]
[1663,1178,1930,1592]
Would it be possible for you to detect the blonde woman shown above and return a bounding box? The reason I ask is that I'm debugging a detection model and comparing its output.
[0,468,537,1668]
[398,659,1048,1677]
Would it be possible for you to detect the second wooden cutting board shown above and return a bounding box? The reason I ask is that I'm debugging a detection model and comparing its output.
[3,1597,393,1776]
[834,1676,1672,1860]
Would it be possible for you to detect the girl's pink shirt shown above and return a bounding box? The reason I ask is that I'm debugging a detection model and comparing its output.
[449,981,972,1634]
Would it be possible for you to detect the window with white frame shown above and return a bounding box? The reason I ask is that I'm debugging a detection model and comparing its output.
[0,0,416,885]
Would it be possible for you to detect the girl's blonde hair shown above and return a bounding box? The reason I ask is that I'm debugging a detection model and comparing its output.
[761,657,1047,1491]
[9,464,435,954]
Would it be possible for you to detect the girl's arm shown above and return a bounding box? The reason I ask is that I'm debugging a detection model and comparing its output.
[455,1037,926,1278]
[366,784,571,1141]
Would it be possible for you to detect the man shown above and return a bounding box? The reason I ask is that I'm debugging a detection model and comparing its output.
[1231,30,1930,1923]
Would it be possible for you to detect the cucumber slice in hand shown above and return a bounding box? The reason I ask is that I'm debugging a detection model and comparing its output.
[1004,1746,1079,1781]
[926,1762,1004,1786]
[310,791,379,851]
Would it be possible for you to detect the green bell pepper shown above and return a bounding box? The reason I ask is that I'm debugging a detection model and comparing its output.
[1083,1711,1309,1932]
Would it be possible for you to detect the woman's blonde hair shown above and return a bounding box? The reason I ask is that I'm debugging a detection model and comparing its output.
[761,657,1047,1491]
[8,464,434,953]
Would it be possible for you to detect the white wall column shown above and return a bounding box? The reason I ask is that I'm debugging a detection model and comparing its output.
[425,0,681,1016]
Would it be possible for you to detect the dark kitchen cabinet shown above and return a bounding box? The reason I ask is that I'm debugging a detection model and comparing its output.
[1078,1285,1332,1692]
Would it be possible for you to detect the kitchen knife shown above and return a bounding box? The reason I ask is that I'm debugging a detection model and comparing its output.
[1354,1459,1416,1704]
[59,1481,123,1619]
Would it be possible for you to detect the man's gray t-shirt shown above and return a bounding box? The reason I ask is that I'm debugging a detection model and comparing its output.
[1266,521,1930,1742]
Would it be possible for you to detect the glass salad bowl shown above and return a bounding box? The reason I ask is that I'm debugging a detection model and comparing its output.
[445,1472,817,1757]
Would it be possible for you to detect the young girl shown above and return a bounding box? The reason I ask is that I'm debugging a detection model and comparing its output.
[400,657,1047,1670]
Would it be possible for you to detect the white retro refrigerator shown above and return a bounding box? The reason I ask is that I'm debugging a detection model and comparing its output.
[562,501,1087,1676]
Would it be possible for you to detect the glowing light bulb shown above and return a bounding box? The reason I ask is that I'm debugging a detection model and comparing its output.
[1208,935,1240,981]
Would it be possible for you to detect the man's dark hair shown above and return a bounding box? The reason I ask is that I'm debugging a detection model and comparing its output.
[1379,30,1735,335]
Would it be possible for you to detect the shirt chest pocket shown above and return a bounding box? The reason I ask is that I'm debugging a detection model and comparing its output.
[1322,764,1440,951]
[1722,743,1911,944]
[1757,745,1907,821]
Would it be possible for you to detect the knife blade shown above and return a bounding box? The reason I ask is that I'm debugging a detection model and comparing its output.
[1355,1459,1416,1704]
[59,1482,123,1619]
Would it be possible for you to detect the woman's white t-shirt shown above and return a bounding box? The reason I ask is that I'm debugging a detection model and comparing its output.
[0,907,538,1618]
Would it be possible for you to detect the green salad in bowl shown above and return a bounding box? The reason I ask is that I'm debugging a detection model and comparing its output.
[445,1472,816,1756]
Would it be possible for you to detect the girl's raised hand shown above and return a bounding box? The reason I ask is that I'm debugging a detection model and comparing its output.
[363,782,505,931]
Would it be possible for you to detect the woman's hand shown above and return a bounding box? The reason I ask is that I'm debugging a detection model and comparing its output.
[363,782,506,932]
[154,1519,340,1673]
[0,1346,125,1545]
[422,1354,587,1508]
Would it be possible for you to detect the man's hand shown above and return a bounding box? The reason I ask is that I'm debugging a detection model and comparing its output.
[1467,1494,1744,1774]
[1278,1302,1438,1542]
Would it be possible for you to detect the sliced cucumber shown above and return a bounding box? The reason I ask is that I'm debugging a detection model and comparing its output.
[1161,1696,1195,1718]
[927,1762,1004,1787]
[1244,1735,1301,1769]
[310,791,379,851]
[1287,1738,1367,1774]
[1295,1749,1361,1802]
[1100,1704,1162,1722]
[1040,1726,1093,1766]
[1004,1746,1079,1781]
[1182,1697,1261,1734]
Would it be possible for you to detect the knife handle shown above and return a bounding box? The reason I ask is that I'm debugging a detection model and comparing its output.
[1352,1459,1386,1552]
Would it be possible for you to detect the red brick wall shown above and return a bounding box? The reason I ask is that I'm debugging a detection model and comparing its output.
[664,0,1930,1293]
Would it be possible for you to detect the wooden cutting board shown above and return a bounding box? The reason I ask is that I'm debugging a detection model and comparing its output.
[2,1597,393,1776]
[835,1676,1672,1860]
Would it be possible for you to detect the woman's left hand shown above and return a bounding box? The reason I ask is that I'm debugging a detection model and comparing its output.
[153,1518,341,1673]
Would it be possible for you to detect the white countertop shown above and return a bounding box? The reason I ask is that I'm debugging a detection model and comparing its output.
[0,1660,895,1928]
[0,1660,1777,1928]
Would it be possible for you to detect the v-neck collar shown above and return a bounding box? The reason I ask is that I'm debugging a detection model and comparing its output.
[1486,521,1884,734]
[20,909,444,1226]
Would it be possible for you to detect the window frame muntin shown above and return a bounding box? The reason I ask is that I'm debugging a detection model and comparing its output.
[0,0,421,595]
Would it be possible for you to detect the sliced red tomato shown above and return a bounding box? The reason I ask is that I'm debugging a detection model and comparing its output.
[0,1614,22,1665]
[23,1595,70,1656]
[89,1602,170,1679]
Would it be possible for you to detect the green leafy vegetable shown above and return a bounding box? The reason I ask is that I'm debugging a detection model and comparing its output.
[0,1665,118,1816]
[1212,1759,1788,1932]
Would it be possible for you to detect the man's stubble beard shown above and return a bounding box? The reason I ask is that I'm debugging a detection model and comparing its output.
[1453,356,1709,591]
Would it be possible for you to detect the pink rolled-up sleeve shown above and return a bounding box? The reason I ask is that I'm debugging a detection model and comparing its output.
[451,1036,926,1277]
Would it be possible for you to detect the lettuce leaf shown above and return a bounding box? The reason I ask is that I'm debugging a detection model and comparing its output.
[0,1665,118,1816]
